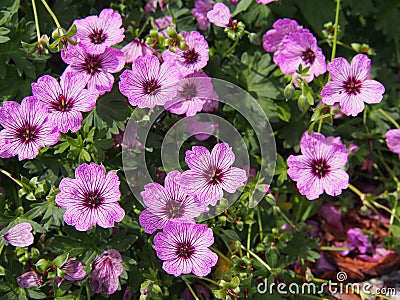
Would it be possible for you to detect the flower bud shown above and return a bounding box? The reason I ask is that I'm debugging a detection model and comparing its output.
[284,84,295,100]
[298,94,308,112]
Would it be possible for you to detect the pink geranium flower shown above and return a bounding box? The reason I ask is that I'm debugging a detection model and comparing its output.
[62,44,125,95]
[192,0,215,30]
[263,18,307,53]
[257,0,278,3]
[3,223,34,247]
[385,129,400,157]
[162,31,209,76]
[119,54,179,108]
[274,31,326,83]
[154,221,218,276]
[89,249,123,294]
[287,132,349,200]
[73,8,125,55]
[0,97,60,161]
[60,259,86,281]
[121,39,156,63]
[165,72,213,116]
[32,73,98,133]
[55,163,125,231]
[207,3,231,28]
[180,143,247,206]
[139,171,207,234]
[321,54,385,116]
[17,271,42,288]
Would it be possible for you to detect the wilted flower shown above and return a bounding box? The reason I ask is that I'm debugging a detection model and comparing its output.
[121,39,155,63]
[180,143,247,206]
[60,259,86,281]
[73,8,124,55]
[90,249,123,294]
[0,97,60,161]
[139,170,207,234]
[62,44,125,95]
[119,54,179,108]
[192,0,215,31]
[287,132,349,200]
[17,271,42,288]
[274,31,326,83]
[32,73,98,133]
[321,54,385,116]
[162,31,209,77]
[165,72,213,116]
[55,162,125,231]
[154,221,218,276]
[3,223,34,247]
[338,228,372,256]
[385,129,400,157]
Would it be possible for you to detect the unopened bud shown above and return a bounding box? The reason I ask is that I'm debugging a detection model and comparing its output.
[284,84,295,100]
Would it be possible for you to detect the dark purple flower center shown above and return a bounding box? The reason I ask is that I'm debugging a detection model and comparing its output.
[165,200,184,218]
[51,94,74,112]
[17,124,38,143]
[209,168,223,185]
[183,49,199,65]
[180,83,198,99]
[142,78,161,95]
[311,158,330,179]
[89,28,107,45]
[84,55,102,75]
[83,190,103,208]
[301,48,316,65]
[176,242,195,259]
[343,76,362,95]
[228,18,238,31]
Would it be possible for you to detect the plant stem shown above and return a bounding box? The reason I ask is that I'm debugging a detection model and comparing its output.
[222,38,239,59]
[183,274,219,286]
[210,247,231,265]
[256,207,264,241]
[0,168,23,187]
[85,283,91,300]
[378,108,400,129]
[40,0,61,29]
[240,245,271,271]
[246,210,254,258]
[348,183,364,200]
[331,0,341,62]
[31,0,41,42]
[137,16,151,38]
[182,278,200,300]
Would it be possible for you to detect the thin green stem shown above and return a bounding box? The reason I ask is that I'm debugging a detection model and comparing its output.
[317,118,323,133]
[388,195,398,236]
[246,210,254,258]
[0,168,23,187]
[183,274,219,286]
[331,0,341,62]
[270,201,296,230]
[137,16,151,38]
[210,247,231,265]
[31,0,41,42]
[40,0,61,29]
[240,245,271,271]
[222,38,239,59]
[182,278,200,300]
[256,207,264,241]
[348,183,364,200]
[85,283,91,300]
[336,40,354,51]
[378,108,400,129]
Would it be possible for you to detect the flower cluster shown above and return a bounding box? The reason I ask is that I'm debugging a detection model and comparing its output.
[139,143,247,276]
[263,18,326,83]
